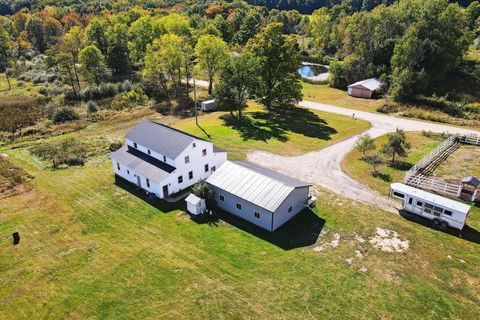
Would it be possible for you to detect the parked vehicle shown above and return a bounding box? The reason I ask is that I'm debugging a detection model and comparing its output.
[390,183,471,230]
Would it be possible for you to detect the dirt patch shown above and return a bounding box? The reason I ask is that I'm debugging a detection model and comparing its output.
[369,227,409,253]
[0,156,32,198]
[313,232,340,252]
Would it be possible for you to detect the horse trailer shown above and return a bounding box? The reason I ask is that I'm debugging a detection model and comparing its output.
[390,183,471,230]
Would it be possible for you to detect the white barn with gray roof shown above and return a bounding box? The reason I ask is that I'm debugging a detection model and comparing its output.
[207,161,311,232]
[110,120,227,198]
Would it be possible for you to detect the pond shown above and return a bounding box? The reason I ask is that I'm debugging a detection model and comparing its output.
[298,64,329,78]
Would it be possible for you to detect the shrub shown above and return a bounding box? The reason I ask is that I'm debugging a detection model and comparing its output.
[52,107,79,124]
[16,81,25,87]
[39,86,48,95]
[377,103,401,114]
[30,139,85,169]
[86,101,99,114]
[192,180,214,200]
[109,141,123,151]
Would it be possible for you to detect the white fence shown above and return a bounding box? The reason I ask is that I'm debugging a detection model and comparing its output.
[404,133,480,197]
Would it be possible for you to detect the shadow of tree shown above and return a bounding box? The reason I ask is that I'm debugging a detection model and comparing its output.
[221,107,337,142]
[373,171,392,182]
[388,161,413,171]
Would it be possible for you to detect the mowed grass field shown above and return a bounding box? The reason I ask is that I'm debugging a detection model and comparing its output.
[302,82,385,112]
[1,108,480,319]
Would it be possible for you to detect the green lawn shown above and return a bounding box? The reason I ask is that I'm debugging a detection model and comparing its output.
[342,132,446,196]
[1,149,479,319]
[1,108,480,319]
[302,82,386,112]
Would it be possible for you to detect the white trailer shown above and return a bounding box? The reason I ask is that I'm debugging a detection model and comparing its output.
[200,99,217,111]
[390,183,471,230]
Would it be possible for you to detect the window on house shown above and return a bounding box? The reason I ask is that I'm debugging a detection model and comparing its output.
[408,198,413,205]
[204,164,209,172]
[254,212,260,219]
[211,166,216,172]
[236,203,242,210]
[147,149,151,155]
[417,201,423,207]
[288,206,293,213]
[202,149,207,156]
[178,175,183,184]
[163,156,166,162]
[193,143,196,148]
[134,142,138,149]
[127,170,129,174]
[185,156,190,164]
[117,162,120,170]
[146,178,150,187]
[219,195,225,202]
[444,210,452,216]
[188,171,193,180]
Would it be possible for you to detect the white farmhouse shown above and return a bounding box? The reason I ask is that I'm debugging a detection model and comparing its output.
[207,161,311,232]
[110,120,227,198]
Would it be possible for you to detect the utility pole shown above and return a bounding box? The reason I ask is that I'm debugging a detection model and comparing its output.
[193,78,199,127]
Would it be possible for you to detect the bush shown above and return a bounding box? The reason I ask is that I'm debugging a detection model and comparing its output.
[16,81,25,87]
[30,139,85,169]
[192,180,214,201]
[39,86,48,95]
[52,107,79,124]
[329,60,349,89]
[86,101,99,114]
[377,103,401,114]
[109,141,123,151]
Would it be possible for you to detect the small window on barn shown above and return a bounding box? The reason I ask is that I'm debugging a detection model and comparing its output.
[408,198,413,205]
[202,149,207,156]
[185,156,190,164]
[211,166,216,172]
[189,171,193,180]
[193,143,196,148]
[117,162,120,170]
[204,164,209,172]
[146,178,150,188]
[236,203,241,210]
[219,195,225,202]
[254,212,260,219]
[134,142,138,149]
[163,156,166,162]
[444,210,452,216]
[178,175,183,184]
[127,170,130,174]
[288,206,293,213]
[393,191,405,199]
[147,149,151,155]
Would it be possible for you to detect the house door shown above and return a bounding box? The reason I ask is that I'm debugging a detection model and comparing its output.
[162,185,169,198]
[136,175,141,187]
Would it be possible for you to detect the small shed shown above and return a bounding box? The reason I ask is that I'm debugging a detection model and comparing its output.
[460,176,480,202]
[348,78,383,99]
[185,193,206,215]
[201,99,217,111]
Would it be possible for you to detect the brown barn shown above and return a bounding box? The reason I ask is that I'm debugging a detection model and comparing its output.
[347,78,383,99]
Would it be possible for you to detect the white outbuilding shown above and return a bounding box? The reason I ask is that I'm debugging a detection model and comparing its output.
[200,99,217,111]
[207,161,311,232]
[348,78,383,99]
[185,193,206,215]
[390,183,471,230]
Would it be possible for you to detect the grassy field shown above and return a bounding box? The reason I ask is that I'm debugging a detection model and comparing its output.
[433,145,480,183]
[302,82,385,112]
[0,77,41,97]
[342,132,445,196]
[1,148,480,319]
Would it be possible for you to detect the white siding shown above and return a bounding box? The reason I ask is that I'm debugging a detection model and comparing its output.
[112,159,162,196]
[272,187,309,231]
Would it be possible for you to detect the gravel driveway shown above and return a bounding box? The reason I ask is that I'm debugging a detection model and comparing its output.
[247,100,480,213]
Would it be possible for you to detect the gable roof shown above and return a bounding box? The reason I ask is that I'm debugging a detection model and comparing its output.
[185,193,202,205]
[206,161,310,213]
[110,145,175,182]
[125,120,207,159]
[348,78,383,91]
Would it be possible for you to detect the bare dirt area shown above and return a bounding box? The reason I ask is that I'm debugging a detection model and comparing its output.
[248,100,480,213]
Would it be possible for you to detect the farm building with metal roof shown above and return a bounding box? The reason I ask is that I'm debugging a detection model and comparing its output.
[207,161,311,232]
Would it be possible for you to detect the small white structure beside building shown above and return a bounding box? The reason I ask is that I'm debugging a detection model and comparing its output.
[207,161,311,232]
[348,78,383,99]
[185,193,206,215]
[200,99,217,111]
[390,183,471,230]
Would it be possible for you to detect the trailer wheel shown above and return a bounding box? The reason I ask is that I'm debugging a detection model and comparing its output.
[440,221,449,229]
[432,219,441,228]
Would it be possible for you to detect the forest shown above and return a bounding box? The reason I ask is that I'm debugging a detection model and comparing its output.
[0,0,479,135]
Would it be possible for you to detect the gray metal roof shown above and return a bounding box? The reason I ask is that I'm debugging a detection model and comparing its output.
[110,145,175,182]
[125,120,203,159]
[462,176,480,187]
[207,161,310,213]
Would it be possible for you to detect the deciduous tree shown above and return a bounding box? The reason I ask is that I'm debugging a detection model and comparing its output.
[194,34,229,94]
[79,45,110,85]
